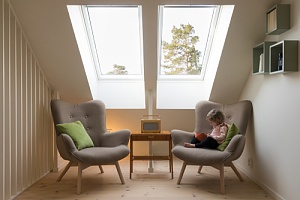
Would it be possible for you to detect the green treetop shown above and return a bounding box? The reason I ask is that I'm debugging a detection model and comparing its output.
[162,24,201,75]
[106,64,128,75]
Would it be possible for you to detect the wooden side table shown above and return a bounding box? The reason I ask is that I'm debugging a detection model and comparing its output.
[130,131,173,179]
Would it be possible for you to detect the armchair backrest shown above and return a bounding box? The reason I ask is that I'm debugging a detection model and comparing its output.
[194,100,253,136]
[51,99,107,147]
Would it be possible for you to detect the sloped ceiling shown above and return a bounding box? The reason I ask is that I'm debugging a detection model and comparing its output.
[9,0,279,104]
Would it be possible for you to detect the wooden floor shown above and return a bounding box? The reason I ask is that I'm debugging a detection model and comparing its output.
[15,158,275,200]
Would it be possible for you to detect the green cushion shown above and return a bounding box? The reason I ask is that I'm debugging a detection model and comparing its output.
[217,123,239,151]
[56,120,94,150]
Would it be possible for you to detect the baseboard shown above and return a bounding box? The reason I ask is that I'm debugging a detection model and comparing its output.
[234,162,285,200]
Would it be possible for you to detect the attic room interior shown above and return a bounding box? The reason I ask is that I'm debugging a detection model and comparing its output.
[1,0,299,199]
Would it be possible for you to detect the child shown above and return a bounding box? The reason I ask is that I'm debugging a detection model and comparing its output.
[184,109,228,149]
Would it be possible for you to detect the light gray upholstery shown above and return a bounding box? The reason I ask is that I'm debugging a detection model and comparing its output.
[51,99,130,194]
[171,100,252,194]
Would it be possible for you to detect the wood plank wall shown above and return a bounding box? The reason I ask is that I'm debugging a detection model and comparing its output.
[0,0,55,199]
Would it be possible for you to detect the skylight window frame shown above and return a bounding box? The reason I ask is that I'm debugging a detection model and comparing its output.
[157,5,220,81]
[81,5,145,81]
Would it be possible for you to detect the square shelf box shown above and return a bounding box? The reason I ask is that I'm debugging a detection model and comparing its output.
[269,40,298,74]
[253,42,275,75]
[266,4,290,35]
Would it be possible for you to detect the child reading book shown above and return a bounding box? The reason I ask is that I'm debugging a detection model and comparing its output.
[184,109,228,149]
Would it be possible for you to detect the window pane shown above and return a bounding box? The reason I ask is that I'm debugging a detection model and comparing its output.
[87,6,143,76]
[159,6,215,76]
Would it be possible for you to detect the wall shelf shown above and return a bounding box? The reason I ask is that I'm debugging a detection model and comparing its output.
[269,40,298,74]
[266,4,290,35]
[253,42,275,75]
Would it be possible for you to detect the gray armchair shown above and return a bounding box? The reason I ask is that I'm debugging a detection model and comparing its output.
[51,99,130,194]
[171,100,252,194]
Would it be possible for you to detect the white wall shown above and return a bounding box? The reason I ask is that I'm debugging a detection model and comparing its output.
[0,0,54,199]
[238,0,300,199]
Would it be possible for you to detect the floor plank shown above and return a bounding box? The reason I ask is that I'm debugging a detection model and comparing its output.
[14,158,275,200]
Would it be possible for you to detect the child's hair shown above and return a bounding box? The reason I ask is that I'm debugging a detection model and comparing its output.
[206,109,225,125]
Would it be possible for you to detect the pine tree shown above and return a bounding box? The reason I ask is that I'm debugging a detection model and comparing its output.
[107,64,128,75]
[162,24,201,75]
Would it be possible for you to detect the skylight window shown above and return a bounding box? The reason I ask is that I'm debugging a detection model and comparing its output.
[68,5,145,109]
[158,5,218,80]
[83,6,143,79]
[68,4,233,109]
[156,5,234,109]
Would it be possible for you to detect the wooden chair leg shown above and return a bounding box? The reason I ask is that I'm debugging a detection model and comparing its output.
[197,165,203,173]
[77,162,83,194]
[177,161,187,185]
[229,162,244,182]
[115,162,125,184]
[57,161,72,181]
[98,165,104,173]
[219,164,225,194]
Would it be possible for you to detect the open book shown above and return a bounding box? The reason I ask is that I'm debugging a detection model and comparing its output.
[195,132,207,141]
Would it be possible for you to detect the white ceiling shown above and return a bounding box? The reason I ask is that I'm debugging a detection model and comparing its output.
[9,0,279,104]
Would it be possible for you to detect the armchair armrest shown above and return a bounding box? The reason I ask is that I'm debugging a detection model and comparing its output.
[60,134,77,152]
[224,134,245,152]
[171,129,194,146]
[100,129,131,147]
[56,134,81,162]
[223,134,246,162]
